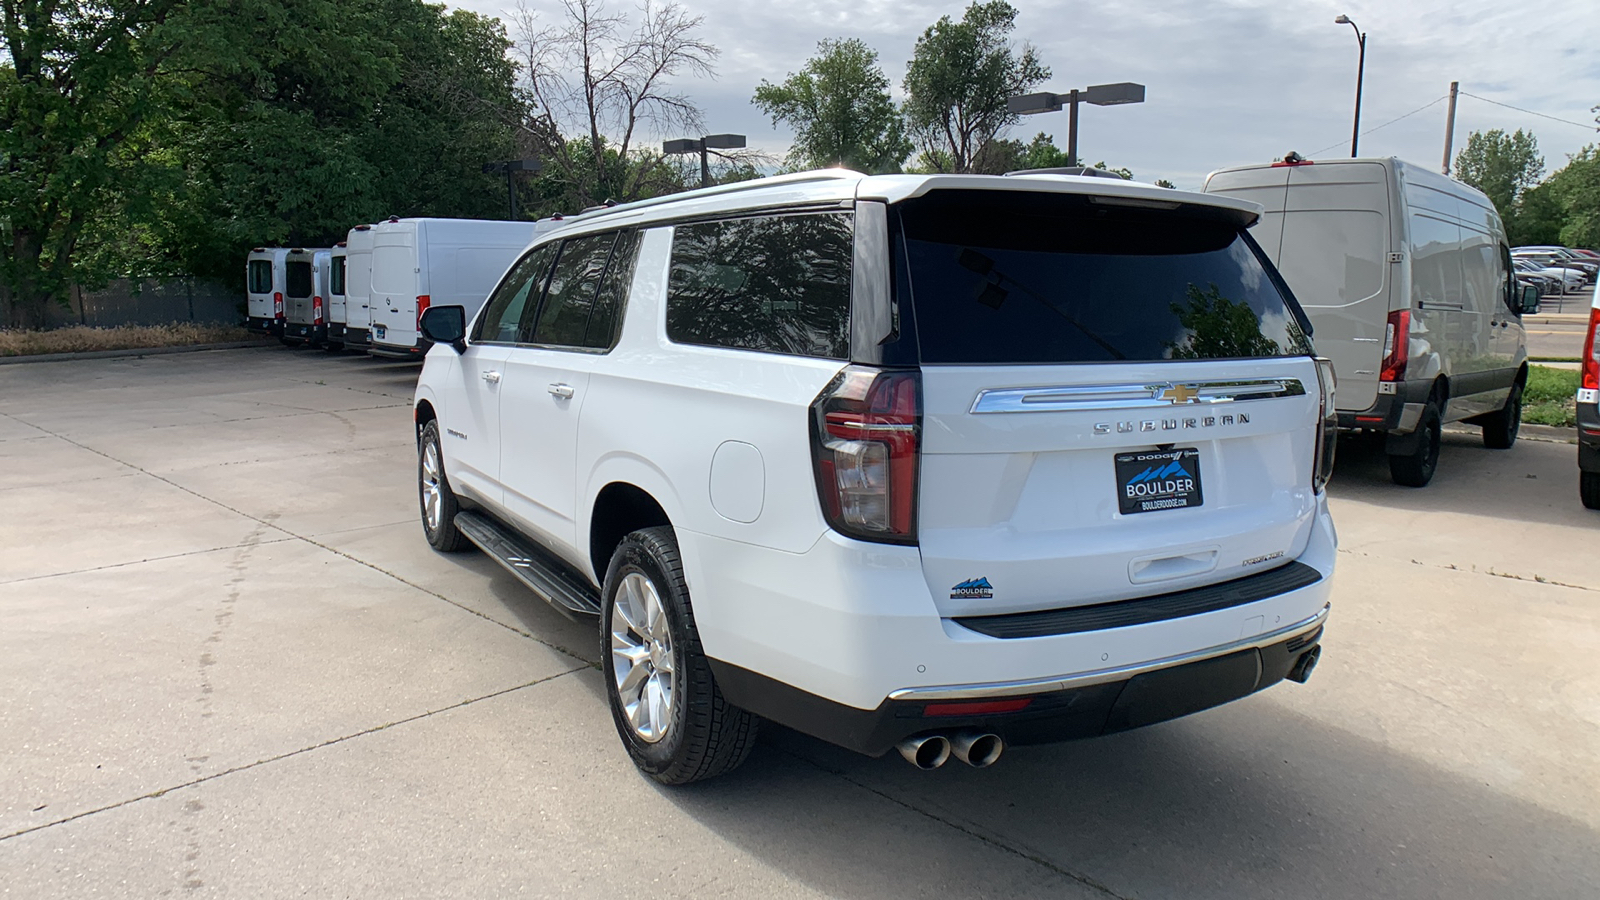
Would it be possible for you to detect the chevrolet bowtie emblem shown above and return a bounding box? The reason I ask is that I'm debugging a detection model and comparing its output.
[1161,384,1199,404]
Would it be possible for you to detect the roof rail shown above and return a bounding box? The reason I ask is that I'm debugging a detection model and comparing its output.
[563,169,864,225]
[1003,166,1127,179]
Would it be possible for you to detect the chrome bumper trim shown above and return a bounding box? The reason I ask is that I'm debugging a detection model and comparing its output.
[887,604,1330,702]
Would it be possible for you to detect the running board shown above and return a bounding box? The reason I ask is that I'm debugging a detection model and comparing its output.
[453,510,601,619]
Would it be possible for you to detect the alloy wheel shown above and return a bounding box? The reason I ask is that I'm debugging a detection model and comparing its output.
[609,572,675,743]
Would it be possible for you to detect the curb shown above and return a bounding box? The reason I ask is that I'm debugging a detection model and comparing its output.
[0,341,275,366]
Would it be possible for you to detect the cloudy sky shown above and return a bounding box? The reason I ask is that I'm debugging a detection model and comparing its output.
[452,0,1600,190]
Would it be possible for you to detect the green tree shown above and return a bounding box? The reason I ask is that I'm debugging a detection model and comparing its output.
[1552,146,1600,249]
[0,0,189,327]
[752,38,910,174]
[901,1,1048,174]
[1453,128,1544,223]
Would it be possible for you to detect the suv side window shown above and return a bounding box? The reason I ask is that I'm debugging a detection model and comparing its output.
[473,244,556,344]
[528,233,619,347]
[585,230,641,350]
[666,212,853,359]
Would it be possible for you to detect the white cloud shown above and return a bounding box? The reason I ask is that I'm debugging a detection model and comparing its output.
[454,0,1600,189]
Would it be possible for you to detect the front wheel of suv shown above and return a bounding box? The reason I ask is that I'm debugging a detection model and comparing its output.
[418,420,468,552]
[1389,401,1442,487]
[601,526,757,785]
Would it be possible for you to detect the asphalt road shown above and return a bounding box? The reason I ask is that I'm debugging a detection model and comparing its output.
[1525,285,1594,360]
[2,348,1597,899]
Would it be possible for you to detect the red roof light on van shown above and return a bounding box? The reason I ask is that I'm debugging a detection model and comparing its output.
[1271,151,1313,167]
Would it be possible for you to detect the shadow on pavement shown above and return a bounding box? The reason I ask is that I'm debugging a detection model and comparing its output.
[661,709,1599,900]
[1328,429,1590,528]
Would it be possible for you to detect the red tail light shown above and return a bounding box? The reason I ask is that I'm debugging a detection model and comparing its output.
[1582,306,1600,391]
[273,291,284,318]
[312,296,323,326]
[810,366,920,544]
[1313,358,1338,492]
[1379,309,1409,382]
[416,294,431,329]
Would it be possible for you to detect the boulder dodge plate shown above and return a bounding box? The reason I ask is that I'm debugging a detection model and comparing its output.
[1116,448,1203,514]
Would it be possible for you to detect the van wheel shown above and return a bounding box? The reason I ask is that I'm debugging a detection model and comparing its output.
[1582,472,1600,510]
[1389,402,1442,487]
[418,420,468,552]
[1479,383,1522,450]
[601,526,757,785]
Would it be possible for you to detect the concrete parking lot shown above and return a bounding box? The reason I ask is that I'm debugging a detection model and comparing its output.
[1525,285,1594,360]
[3,348,1598,899]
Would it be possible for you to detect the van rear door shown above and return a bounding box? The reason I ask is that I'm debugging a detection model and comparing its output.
[1210,163,1391,412]
[896,190,1324,619]
[370,222,421,348]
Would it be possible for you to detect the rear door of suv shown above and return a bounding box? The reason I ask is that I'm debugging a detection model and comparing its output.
[894,189,1326,619]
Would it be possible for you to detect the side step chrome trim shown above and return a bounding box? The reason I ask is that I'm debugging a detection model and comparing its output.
[888,604,1330,702]
[454,510,602,619]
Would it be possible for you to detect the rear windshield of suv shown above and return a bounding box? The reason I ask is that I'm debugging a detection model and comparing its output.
[286,260,314,299]
[897,191,1312,364]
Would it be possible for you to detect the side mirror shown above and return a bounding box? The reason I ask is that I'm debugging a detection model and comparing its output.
[419,305,467,352]
[1519,284,1541,315]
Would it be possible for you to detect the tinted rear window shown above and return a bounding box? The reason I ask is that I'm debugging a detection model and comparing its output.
[247,260,272,294]
[898,192,1311,364]
[286,260,314,299]
[666,212,852,359]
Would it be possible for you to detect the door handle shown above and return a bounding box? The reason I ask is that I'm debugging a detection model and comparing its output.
[482,371,501,384]
[548,383,575,399]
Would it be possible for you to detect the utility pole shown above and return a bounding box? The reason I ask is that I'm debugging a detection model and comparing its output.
[1066,89,1081,167]
[1441,81,1460,175]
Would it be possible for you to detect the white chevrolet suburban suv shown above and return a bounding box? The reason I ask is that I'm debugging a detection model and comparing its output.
[411,170,1338,784]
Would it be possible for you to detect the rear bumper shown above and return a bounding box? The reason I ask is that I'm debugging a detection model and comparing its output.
[681,494,1337,755]
[282,322,326,344]
[1336,378,1431,433]
[369,339,429,360]
[246,316,282,336]
[710,609,1325,757]
[1579,394,1600,473]
[344,327,371,348]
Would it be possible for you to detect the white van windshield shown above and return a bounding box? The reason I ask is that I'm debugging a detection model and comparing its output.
[897,191,1312,364]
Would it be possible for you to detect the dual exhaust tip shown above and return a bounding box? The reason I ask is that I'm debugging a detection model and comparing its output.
[896,732,1004,770]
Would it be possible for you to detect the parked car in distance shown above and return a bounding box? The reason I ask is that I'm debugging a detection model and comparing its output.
[281,248,333,346]
[369,218,543,359]
[1515,251,1595,285]
[1204,156,1535,487]
[1515,258,1582,294]
[245,247,290,336]
[1580,289,1600,509]
[326,242,348,350]
[412,169,1337,783]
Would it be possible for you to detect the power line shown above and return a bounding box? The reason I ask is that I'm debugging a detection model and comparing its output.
[1308,95,1448,157]
[1458,91,1598,132]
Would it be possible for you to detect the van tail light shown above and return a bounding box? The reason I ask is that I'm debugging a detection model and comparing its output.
[273,291,284,318]
[1313,357,1338,493]
[1581,306,1600,391]
[416,294,431,330]
[312,296,323,326]
[810,366,920,544]
[1379,309,1409,382]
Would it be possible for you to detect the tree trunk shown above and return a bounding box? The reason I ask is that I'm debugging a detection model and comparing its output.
[6,230,59,331]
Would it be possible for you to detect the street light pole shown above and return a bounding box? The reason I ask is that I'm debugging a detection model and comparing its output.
[1007,82,1145,168]
[664,134,747,188]
[1336,15,1366,158]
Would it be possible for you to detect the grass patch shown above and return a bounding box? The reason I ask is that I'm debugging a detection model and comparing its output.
[1522,365,1580,427]
[0,323,256,358]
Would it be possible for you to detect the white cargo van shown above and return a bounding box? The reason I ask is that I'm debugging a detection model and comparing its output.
[245,247,290,336]
[368,218,540,359]
[326,242,349,349]
[1204,157,1537,487]
[282,248,333,346]
[342,225,377,349]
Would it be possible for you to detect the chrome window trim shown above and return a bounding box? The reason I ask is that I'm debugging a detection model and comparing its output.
[887,604,1329,702]
[969,378,1306,414]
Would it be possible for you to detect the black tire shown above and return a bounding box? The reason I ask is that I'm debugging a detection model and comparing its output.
[418,420,468,552]
[1582,471,1600,511]
[1480,382,1522,450]
[1389,401,1443,487]
[600,526,757,785]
